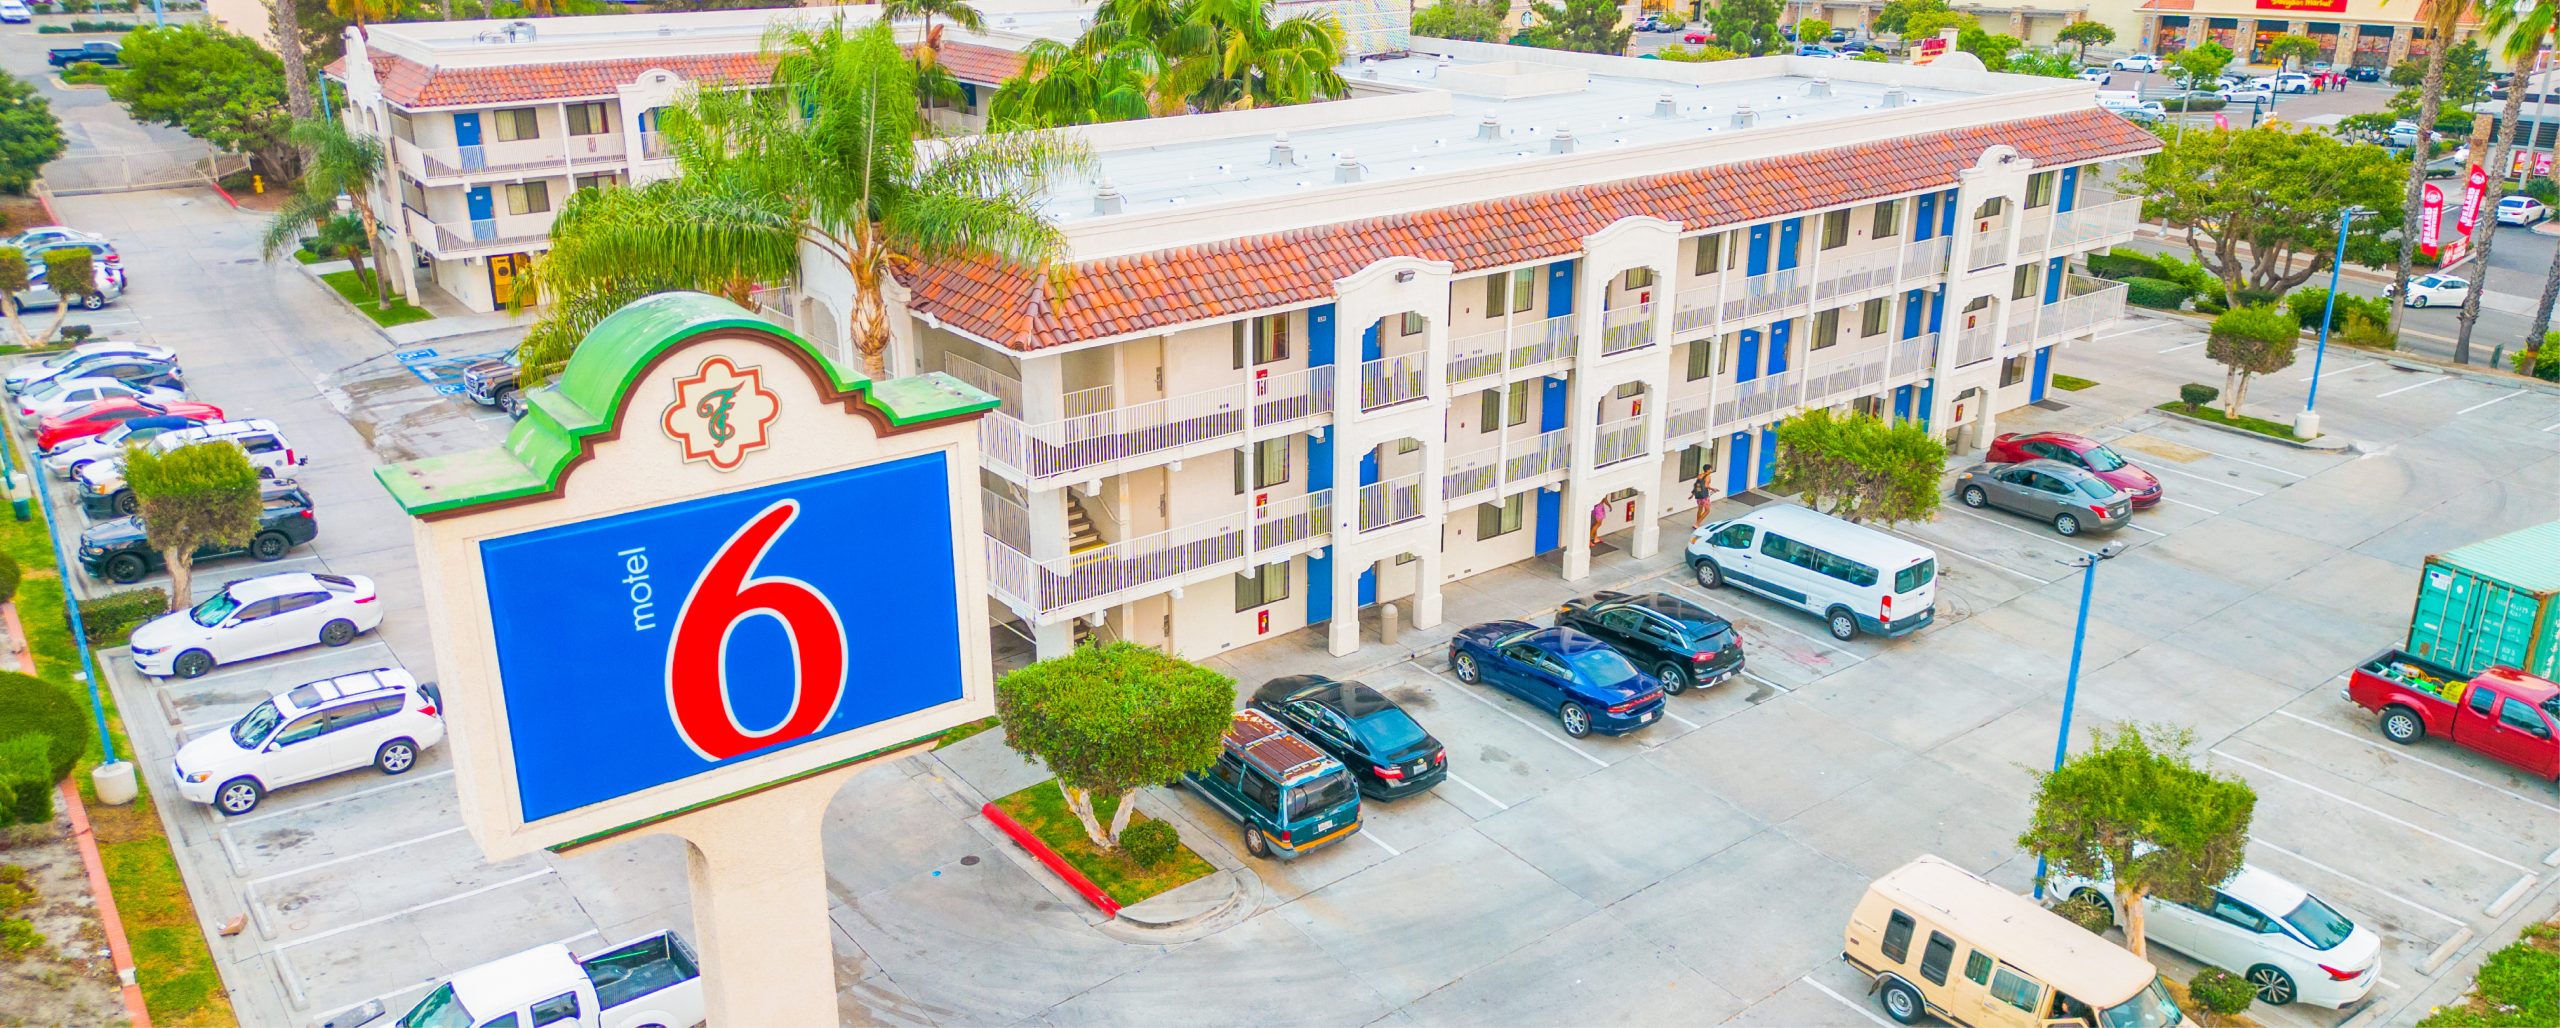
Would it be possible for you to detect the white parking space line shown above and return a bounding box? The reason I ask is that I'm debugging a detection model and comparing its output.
[276,867,556,951]
[1945,507,2097,556]
[2270,711,2560,816]
[176,641,396,687]
[2299,360,2371,382]
[2121,522,2169,538]
[2157,340,2205,354]
[1740,669,1794,693]
[2543,418,2560,433]
[2455,391,2525,416]
[1415,662,1609,769]
[2212,751,2531,873]
[1361,825,1401,858]
[1880,527,2053,585]
[1800,975,1895,1027]
[2173,444,2312,480]
[1666,584,1857,660]
[2162,496,2223,515]
[222,769,454,826]
[2376,377,2448,398]
[2139,462,2270,497]
[2247,839,2469,929]
[248,826,469,886]
[1444,772,1509,811]
[1661,707,1700,730]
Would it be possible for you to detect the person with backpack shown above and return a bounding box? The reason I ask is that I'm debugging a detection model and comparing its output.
[1691,468,1718,526]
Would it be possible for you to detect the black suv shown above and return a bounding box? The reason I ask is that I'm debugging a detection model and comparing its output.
[77,483,317,584]
[1247,675,1447,800]
[1554,590,1745,696]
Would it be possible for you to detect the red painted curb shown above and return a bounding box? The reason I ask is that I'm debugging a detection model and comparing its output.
[3,601,151,1027]
[205,180,238,209]
[980,801,1121,918]
[34,186,59,224]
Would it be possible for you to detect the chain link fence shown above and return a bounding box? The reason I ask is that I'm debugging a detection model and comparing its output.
[44,147,250,196]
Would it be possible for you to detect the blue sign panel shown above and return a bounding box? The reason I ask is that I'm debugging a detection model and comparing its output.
[480,453,964,821]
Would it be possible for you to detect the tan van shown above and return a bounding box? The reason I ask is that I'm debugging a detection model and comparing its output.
[1844,855,2184,1027]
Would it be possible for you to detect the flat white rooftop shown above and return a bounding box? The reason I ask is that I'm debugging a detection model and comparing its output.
[363,2,1091,65]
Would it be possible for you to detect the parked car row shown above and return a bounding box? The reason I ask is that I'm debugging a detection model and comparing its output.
[2,225,128,311]
[1953,431,2165,538]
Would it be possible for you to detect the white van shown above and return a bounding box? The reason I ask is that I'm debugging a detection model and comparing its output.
[1684,503,1938,641]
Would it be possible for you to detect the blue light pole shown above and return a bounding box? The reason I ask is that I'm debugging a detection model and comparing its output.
[2297,205,2369,440]
[2032,541,2125,901]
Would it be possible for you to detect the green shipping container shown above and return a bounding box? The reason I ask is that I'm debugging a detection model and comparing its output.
[2407,520,2560,680]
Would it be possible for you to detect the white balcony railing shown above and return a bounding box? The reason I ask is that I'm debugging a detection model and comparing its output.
[1600,303,1656,356]
[396,136,627,181]
[983,490,1031,552]
[1814,248,1902,304]
[1357,472,1427,532]
[1723,268,1810,322]
[2015,210,2055,255]
[1593,415,1650,468]
[1447,328,1508,389]
[1665,394,1713,446]
[942,352,1022,413]
[1506,427,1570,488]
[1359,352,1428,412]
[1512,311,1579,373]
[1800,348,1892,410]
[1443,445,1503,504]
[978,367,1331,483]
[411,208,551,256]
[2019,277,2130,350]
[983,490,1332,618]
[1719,369,1803,427]
[1967,231,2010,272]
[1954,319,1999,367]
[640,131,672,160]
[1902,238,1952,280]
[1891,332,1937,378]
[2048,197,2141,253]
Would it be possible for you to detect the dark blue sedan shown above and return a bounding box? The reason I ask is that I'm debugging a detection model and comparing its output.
[1447,621,1665,738]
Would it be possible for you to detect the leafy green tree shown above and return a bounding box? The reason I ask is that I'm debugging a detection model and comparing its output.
[2260,32,2322,71]
[1900,8,1973,41]
[2132,126,2404,298]
[0,248,28,348]
[2021,724,2255,960]
[304,213,373,282]
[1769,409,1945,526]
[1655,42,1741,61]
[258,117,389,304]
[994,642,1233,847]
[1794,17,1829,42]
[1708,0,1781,55]
[526,21,1087,382]
[1999,48,2080,78]
[1957,27,2023,69]
[2204,304,2299,418]
[104,24,298,181]
[1412,0,1507,41]
[125,441,262,610]
[1873,0,1945,34]
[2055,20,2113,62]
[2167,40,2233,90]
[25,250,94,346]
[1517,0,1631,53]
[0,75,65,196]
[995,0,1348,126]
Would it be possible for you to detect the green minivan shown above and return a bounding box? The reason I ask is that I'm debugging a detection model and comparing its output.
[1183,708,1362,859]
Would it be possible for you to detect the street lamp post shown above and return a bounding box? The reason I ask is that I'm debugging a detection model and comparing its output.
[2296,204,2370,440]
[2031,541,2126,902]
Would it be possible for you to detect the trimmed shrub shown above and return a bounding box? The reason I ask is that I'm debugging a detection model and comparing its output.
[0,671,87,786]
[2231,288,2283,309]
[55,324,91,343]
[2159,95,2227,112]
[2086,251,2163,280]
[2124,276,2192,309]
[77,586,166,643]
[2285,287,2392,332]
[2338,313,2397,351]
[2050,893,2112,934]
[0,736,50,826]
[33,25,67,34]
[2179,383,2218,411]
[0,552,20,607]
[1120,818,1180,867]
[2189,967,2256,1018]
[2516,336,2560,380]
[2193,298,2228,316]
[59,61,106,84]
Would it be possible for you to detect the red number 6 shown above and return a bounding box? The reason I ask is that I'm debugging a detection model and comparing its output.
[665,499,849,761]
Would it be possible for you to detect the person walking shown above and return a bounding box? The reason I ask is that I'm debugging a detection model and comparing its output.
[1691,467,1717,526]
[1590,498,1608,549]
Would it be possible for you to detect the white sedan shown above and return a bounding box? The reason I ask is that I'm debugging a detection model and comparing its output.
[2218,83,2276,104]
[131,572,384,679]
[16,376,183,419]
[2497,196,2549,225]
[2077,67,2113,85]
[2111,53,2163,72]
[2395,273,2470,308]
[2051,866,2380,1008]
[173,667,444,816]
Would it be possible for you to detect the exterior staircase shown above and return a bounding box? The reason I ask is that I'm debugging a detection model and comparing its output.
[1067,494,1106,554]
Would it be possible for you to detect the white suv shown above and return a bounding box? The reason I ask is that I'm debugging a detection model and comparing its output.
[77,418,305,517]
[173,667,443,815]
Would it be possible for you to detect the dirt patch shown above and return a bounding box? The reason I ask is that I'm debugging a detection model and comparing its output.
[0,196,51,235]
[0,804,130,1027]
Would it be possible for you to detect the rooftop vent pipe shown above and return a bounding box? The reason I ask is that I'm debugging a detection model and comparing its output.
[1807,79,1832,98]
[1731,106,1756,128]
[1550,129,1576,154]
[1094,183,1124,215]
[1655,92,1678,118]
[505,20,534,42]
[1882,87,1909,108]
[1268,133,1297,167]
[1476,115,1501,141]
[1336,151,1363,183]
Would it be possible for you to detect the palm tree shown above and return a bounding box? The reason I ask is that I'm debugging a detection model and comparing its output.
[274,0,315,120]
[1164,0,1349,111]
[329,0,394,39]
[2455,0,2555,362]
[886,0,986,64]
[2390,0,2476,338]
[994,0,1346,125]
[992,38,1163,126]
[259,117,391,305]
[522,19,1088,379]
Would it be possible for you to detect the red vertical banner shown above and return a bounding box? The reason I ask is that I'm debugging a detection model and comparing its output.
[2539,152,2555,177]
[2456,164,2490,235]
[2212,112,2230,130]
[2420,183,2446,255]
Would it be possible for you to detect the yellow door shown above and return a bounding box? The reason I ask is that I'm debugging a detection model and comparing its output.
[488,252,525,307]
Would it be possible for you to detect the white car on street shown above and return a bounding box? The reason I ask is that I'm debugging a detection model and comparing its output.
[0,2,31,24]
[15,376,183,419]
[2111,53,2163,72]
[2273,72,2312,93]
[172,667,443,816]
[2218,82,2276,104]
[131,572,383,679]
[2050,865,2381,1008]
[2395,273,2470,308]
[2077,67,2112,85]
[2496,196,2549,225]
[4,341,171,396]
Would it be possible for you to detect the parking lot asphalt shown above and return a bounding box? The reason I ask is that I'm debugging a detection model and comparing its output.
[33,171,2560,1027]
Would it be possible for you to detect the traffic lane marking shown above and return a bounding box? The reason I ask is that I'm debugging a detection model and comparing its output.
[1442,771,1509,812]
[1412,661,1610,769]
[2454,390,2525,416]
[2375,376,2447,398]
[2210,750,2532,873]
[2299,359,2373,382]
[2161,496,2223,515]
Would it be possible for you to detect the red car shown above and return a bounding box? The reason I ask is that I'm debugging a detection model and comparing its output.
[1985,431,2163,509]
[1682,29,1713,43]
[36,397,225,452]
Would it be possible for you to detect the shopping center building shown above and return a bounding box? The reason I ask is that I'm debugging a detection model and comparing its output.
[2134,0,2479,68]
[823,40,2152,662]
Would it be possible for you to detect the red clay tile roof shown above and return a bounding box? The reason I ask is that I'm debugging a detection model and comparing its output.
[933,41,1024,85]
[363,47,777,109]
[903,107,2162,352]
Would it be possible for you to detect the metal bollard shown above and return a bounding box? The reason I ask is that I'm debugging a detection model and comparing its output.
[2493,344,2506,370]
[1381,601,1401,646]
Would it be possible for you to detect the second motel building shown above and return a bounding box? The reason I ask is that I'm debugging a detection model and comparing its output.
[839,41,2157,661]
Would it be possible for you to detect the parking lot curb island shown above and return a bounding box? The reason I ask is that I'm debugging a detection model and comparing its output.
[2152,407,2352,451]
[981,801,1122,918]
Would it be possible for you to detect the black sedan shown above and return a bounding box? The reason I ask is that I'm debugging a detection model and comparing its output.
[1249,675,1447,799]
[1555,590,1745,696]
[77,483,316,583]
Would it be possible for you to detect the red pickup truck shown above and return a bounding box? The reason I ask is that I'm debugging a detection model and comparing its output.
[2346,648,2560,778]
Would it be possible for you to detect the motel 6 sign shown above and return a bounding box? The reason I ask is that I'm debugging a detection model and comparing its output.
[377,292,1000,856]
